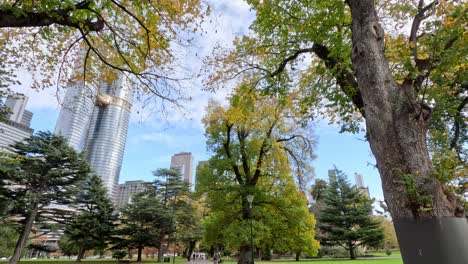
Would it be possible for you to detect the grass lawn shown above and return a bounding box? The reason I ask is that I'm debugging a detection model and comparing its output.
[0,256,403,264]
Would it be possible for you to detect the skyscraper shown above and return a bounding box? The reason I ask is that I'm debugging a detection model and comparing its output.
[328,169,337,183]
[55,73,133,202]
[117,180,149,209]
[170,152,193,185]
[0,93,34,152]
[55,84,96,152]
[354,173,370,198]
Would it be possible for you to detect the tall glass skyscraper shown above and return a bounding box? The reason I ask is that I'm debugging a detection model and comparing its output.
[55,74,133,202]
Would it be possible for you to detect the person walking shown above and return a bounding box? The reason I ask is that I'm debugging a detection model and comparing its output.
[213,253,220,264]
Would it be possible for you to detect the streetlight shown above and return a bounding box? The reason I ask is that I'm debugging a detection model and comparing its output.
[246,194,254,264]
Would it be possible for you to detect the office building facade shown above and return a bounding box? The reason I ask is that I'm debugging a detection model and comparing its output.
[55,73,133,202]
[0,93,34,152]
[117,180,149,209]
[354,173,370,198]
[170,152,194,185]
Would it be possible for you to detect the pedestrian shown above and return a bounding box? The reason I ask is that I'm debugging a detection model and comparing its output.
[213,253,220,264]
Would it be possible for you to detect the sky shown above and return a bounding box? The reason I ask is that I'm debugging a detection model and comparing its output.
[8,0,385,201]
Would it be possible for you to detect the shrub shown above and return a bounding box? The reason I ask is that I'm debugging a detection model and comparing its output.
[112,250,127,260]
[385,249,392,256]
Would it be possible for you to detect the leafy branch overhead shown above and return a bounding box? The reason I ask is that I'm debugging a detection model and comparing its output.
[0,0,208,103]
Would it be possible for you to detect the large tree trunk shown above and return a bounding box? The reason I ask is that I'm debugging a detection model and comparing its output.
[348,242,356,260]
[238,244,254,264]
[76,246,86,262]
[238,200,254,264]
[9,206,39,264]
[157,236,165,263]
[187,240,196,261]
[137,246,143,262]
[347,1,468,263]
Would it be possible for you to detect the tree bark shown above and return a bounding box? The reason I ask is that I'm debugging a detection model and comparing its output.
[238,244,253,264]
[347,0,467,263]
[348,242,356,260]
[137,246,143,262]
[157,236,165,263]
[76,246,86,262]
[238,199,254,264]
[9,206,39,264]
[187,240,196,261]
[295,251,300,261]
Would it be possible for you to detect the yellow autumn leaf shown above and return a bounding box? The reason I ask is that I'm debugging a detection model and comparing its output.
[417,53,430,60]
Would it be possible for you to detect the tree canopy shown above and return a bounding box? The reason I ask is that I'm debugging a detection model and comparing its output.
[199,85,319,263]
[64,174,117,262]
[204,2,467,261]
[0,131,90,264]
[0,0,207,103]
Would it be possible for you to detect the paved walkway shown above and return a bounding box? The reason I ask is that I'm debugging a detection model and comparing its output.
[186,260,212,264]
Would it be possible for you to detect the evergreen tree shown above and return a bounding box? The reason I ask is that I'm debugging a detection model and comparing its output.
[117,193,164,262]
[309,179,328,218]
[118,168,192,262]
[58,235,79,258]
[0,131,90,264]
[318,169,383,259]
[64,174,117,262]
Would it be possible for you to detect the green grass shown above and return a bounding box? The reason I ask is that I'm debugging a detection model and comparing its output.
[366,251,401,257]
[0,256,403,264]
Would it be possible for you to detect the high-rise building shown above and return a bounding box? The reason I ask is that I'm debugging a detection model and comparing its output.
[55,84,96,152]
[117,180,149,209]
[55,73,133,202]
[170,152,193,185]
[4,93,28,123]
[328,169,337,183]
[85,77,133,201]
[355,173,365,188]
[354,173,370,198]
[0,93,34,152]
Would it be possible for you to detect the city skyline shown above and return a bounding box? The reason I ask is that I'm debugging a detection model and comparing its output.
[6,0,384,202]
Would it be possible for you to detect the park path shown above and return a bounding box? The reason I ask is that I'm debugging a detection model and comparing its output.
[186,260,212,264]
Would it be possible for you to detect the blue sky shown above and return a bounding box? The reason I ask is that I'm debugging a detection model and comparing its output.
[9,0,384,201]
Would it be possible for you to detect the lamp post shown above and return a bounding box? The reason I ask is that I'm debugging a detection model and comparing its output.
[246,194,254,264]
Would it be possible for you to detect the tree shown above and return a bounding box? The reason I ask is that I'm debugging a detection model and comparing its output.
[318,169,383,259]
[377,217,399,250]
[0,0,207,104]
[200,84,319,264]
[0,225,17,258]
[309,179,328,218]
[64,174,117,262]
[58,235,80,258]
[117,193,164,262]
[118,168,192,262]
[177,198,204,261]
[0,131,90,264]
[205,1,467,262]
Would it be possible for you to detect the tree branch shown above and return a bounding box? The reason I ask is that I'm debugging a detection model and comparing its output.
[0,1,104,31]
[223,123,244,185]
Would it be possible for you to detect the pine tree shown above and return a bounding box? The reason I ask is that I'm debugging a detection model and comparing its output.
[0,131,90,264]
[318,169,383,259]
[118,168,192,262]
[64,174,117,262]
